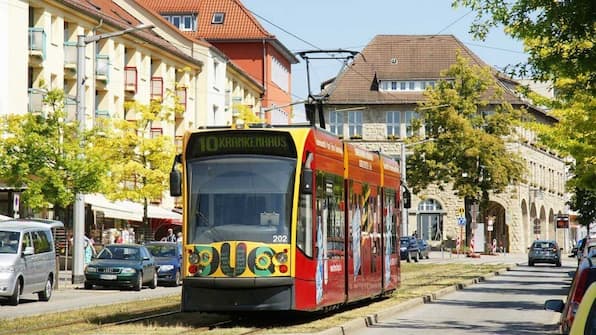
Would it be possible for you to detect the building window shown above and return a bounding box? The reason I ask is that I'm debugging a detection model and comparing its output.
[386,111,401,138]
[329,111,343,137]
[348,111,362,138]
[417,199,443,241]
[212,12,225,24]
[404,111,418,137]
[271,57,289,92]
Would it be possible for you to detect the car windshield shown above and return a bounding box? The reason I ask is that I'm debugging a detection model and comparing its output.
[97,246,140,260]
[146,244,178,257]
[0,231,20,254]
[187,155,295,244]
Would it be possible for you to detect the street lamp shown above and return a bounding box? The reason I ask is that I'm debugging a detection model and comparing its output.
[400,138,434,236]
[72,24,154,284]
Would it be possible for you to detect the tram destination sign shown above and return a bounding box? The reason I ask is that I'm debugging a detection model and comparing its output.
[187,130,297,158]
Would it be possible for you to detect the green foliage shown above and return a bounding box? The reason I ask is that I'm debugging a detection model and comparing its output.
[408,55,526,204]
[453,0,596,194]
[452,0,595,94]
[568,186,596,228]
[94,100,175,208]
[0,89,107,210]
[233,103,263,126]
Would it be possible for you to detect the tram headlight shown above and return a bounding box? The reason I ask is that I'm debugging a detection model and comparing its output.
[274,252,288,264]
[189,252,199,264]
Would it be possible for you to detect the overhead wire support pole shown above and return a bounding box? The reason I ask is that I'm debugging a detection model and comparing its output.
[72,24,154,284]
[296,50,359,128]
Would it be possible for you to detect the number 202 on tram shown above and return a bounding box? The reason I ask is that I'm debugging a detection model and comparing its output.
[169,126,403,312]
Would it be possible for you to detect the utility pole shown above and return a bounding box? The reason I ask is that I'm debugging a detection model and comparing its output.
[72,24,153,284]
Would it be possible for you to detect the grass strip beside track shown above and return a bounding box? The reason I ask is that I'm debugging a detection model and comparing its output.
[0,263,508,335]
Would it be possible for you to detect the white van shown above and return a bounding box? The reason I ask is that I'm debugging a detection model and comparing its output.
[0,219,63,305]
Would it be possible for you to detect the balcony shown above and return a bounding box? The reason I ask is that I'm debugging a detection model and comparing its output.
[124,66,137,94]
[96,54,110,90]
[28,27,46,66]
[150,77,163,101]
[95,110,110,118]
[28,88,46,113]
[63,42,77,77]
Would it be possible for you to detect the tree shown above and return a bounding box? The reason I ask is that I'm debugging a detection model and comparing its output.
[0,89,107,213]
[233,103,264,127]
[408,54,526,212]
[453,0,596,193]
[93,99,176,240]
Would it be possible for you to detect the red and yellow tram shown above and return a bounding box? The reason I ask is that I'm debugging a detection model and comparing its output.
[170,126,403,312]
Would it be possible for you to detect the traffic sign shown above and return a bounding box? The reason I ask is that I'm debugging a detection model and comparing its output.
[457,207,465,216]
[457,217,466,226]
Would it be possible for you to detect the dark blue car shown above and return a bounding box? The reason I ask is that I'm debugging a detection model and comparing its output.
[145,241,182,286]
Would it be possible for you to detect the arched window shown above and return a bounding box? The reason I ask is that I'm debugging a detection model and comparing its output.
[417,199,443,241]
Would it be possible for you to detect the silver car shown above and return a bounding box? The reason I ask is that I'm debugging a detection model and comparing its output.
[0,219,63,305]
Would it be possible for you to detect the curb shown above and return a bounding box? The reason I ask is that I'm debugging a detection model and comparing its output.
[316,264,519,335]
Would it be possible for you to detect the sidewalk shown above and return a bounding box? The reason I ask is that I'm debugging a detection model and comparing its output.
[55,269,80,290]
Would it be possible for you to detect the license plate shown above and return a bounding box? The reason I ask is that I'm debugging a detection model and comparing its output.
[100,274,117,280]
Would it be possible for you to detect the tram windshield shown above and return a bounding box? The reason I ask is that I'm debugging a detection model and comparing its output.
[188,156,296,244]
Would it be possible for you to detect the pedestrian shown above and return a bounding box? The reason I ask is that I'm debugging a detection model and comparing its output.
[176,231,183,243]
[163,228,176,242]
[84,238,93,266]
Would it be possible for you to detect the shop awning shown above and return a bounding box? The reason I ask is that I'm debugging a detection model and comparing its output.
[85,194,181,222]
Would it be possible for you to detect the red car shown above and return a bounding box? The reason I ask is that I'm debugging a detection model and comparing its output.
[545,255,596,334]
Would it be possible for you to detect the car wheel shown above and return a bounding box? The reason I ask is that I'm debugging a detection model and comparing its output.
[134,272,143,291]
[84,281,93,290]
[38,276,53,301]
[556,261,561,267]
[528,260,534,266]
[8,278,21,306]
[149,272,157,289]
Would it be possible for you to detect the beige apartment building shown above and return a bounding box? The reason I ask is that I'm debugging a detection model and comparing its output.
[322,35,569,253]
[0,0,263,235]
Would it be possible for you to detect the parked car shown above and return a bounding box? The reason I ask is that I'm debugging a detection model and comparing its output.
[400,236,419,263]
[145,241,182,286]
[567,282,596,335]
[0,219,63,306]
[84,244,157,291]
[545,255,596,334]
[417,239,430,259]
[528,240,562,267]
[577,238,596,265]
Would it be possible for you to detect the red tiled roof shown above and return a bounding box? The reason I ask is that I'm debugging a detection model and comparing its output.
[138,0,273,40]
[61,0,202,67]
[325,35,522,105]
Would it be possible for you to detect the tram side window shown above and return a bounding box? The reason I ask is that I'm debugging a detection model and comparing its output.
[297,193,313,257]
[384,189,398,254]
[316,172,345,259]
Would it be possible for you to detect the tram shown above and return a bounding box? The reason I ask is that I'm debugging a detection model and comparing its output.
[169,125,404,312]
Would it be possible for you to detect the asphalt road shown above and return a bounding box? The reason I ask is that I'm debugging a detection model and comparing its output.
[346,256,575,335]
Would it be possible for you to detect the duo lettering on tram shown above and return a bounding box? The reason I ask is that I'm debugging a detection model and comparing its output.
[200,135,288,152]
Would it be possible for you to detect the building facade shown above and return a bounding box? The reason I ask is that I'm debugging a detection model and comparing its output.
[321,35,568,253]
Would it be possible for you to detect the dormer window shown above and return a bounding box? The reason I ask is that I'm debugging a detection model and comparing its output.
[212,12,225,24]
[163,14,196,31]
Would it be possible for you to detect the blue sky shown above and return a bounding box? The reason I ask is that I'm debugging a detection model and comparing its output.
[241,0,528,119]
